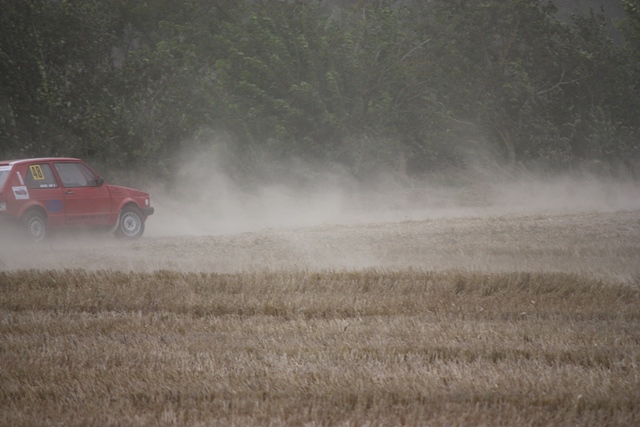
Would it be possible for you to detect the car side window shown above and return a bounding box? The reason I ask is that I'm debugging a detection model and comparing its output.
[0,167,11,189]
[54,163,97,188]
[25,164,59,189]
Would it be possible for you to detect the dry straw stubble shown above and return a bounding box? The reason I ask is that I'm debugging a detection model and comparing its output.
[1,269,639,426]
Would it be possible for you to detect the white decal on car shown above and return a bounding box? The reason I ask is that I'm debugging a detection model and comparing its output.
[16,171,25,185]
[12,186,30,200]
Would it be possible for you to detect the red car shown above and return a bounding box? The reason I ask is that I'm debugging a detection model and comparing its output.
[0,157,154,241]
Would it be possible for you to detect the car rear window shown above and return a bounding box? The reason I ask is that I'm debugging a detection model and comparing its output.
[26,164,59,189]
[0,166,13,190]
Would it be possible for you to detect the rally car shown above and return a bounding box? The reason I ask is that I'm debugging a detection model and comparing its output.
[0,157,154,241]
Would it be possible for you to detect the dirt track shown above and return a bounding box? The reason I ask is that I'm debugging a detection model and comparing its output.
[2,209,639,283]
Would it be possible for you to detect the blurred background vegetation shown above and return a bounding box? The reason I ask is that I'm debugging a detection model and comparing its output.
[1,0,638,182]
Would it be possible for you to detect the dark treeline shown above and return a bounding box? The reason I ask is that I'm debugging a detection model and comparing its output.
[1,0,639,180]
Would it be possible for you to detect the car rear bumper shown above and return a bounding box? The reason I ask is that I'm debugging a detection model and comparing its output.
[142,207,154,216]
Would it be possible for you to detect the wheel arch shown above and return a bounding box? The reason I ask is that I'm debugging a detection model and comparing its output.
[115,199,144,217]
[19,204,48,222]
[121,200,140,211]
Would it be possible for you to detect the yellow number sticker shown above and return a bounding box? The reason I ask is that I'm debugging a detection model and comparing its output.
[29,165,45,180]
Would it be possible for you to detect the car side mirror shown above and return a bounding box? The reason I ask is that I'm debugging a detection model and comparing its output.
[95,176,104,186]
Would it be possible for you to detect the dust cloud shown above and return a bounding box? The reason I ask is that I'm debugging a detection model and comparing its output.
[148,145,640,238]
[1,140,639,280]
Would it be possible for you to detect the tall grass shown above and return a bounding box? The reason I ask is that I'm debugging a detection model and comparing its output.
[1,269,639,426]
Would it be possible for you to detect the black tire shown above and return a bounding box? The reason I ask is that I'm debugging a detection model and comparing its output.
[21,210,47,242]
[114,206,145,239]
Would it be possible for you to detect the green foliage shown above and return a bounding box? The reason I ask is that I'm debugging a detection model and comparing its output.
[0,0,120,158]
[1,0,637,178]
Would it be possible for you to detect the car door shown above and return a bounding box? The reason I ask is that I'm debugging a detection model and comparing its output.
[53,161,112,225]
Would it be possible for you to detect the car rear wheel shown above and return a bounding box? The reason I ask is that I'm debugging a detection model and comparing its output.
[114,206,145,239]
[22,210,47,242]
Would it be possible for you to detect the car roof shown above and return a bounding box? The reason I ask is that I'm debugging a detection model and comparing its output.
[0,157,82,167]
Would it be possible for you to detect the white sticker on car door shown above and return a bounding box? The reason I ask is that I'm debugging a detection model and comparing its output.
[13,186,30,200]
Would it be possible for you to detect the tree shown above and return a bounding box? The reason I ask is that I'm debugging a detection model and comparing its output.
[0,0,120,158]
[97,0,244,171]
[407,0,590,166]
[2,0,637,178]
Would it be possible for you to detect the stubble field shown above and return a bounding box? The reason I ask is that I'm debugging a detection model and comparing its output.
[1,205,640,426]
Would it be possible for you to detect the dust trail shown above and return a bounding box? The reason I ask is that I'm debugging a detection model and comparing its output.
[1,142,639,277]
[147,147,640,238]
